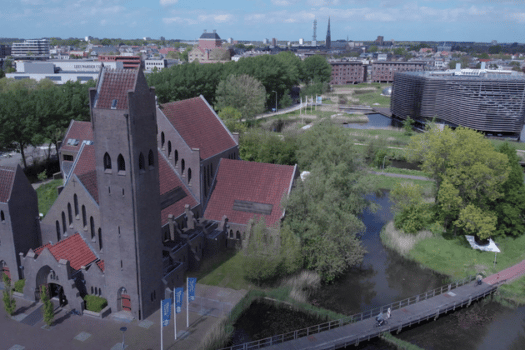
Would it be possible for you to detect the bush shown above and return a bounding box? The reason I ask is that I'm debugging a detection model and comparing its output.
[84,294,108,312]
[14,279,25,293]
[394,203,436,234]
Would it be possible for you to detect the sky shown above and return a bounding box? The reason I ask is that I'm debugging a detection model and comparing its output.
[2,0,525,43]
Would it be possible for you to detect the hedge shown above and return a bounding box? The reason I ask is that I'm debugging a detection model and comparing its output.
[84,294,108,312]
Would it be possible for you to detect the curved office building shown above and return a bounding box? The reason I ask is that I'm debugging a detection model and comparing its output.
[391,70,525,136]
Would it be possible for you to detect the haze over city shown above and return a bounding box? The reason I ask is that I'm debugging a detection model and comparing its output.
[2,0,525,42]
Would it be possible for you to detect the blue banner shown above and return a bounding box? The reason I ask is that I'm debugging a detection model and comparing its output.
[188,278,197,302]
[161,298,171,327]
[175,287,184,314]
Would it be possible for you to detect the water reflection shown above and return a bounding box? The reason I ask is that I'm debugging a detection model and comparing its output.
[312,192,445,315]
[343,113,402,129]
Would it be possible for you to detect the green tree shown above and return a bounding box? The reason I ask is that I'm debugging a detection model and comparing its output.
[41,285,54,327]
[302,55,331,84]
[218,107,246,133]
[2,273,16,316]
[368,45,378,53]
[239,129,297,165]
[215,74,266,120]
[492,143,525,237]
[455,204,497,240]
[402,116,414,135]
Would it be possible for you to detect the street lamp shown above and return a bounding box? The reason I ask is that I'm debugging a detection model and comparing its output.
[382,155,388,171]
[272,91,278,113]
[120,326,127,349]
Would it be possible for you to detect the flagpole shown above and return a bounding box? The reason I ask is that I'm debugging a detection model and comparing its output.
[174,289,177,340]
[186,278,189,328]
[160,300,163,350]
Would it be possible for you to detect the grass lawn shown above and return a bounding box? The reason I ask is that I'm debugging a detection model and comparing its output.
[408,233,525,280]
[349,91,391,108]
[188,249,256,290]
[36,179,62,217]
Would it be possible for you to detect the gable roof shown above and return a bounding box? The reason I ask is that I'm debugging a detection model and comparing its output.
[204,159,296,227]
[60,121,94,153]
[0,166,16,203]
[94,68,138,110]
[34,233,98,271]
[158,151,198,225]
[160,96,237,160]
[71,144,99,204]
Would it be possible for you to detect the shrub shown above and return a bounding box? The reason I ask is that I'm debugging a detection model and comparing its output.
[84,294,108,312]
[394,203,436,234]
[14,279,25,293]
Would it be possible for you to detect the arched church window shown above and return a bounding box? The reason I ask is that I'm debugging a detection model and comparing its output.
[82,205,87,228]
[181,159,185,175]
[98,228,103,250]
[0,210,4,222]
[90,216,95,240]
[61,212,67,235]
[103,152,112,171]
[56,221,60,242]
[139,153,145,172]
[117,154,125,174]
[148,150,154,168]
[67,203,73,225]
[175,150,178,166]
[168,141,172,158]
[188,168,192,184]
[74,194,79,218]
[161,132,165,149]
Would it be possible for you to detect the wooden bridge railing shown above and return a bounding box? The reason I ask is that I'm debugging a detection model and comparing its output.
[218,275,478,350]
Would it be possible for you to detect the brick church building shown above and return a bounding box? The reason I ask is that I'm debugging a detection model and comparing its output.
[0,68,297,320]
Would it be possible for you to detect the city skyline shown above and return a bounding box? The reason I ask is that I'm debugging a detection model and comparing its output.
[1,0,525,43]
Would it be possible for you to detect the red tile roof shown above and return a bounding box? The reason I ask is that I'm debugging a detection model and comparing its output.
[34,233,98,271]
[60,121,94,152]
[77,171,99,204]
[96,260,105,272]
[95,69,138,110]
[158,152,198,225]
[204,159,296,226]
[72,144,99,203]
[0,166,16,203]
[160,97,237,160]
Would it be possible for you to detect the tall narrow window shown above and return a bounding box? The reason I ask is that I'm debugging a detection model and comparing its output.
[82,205,87,228]
[181,159,185,175]
[67,203,73,225]
[161,132,165,149]
[90,216,95,240]
[0,210,4,222]
[62,212,67,235]
[168,141,172,158]
[74,194,79,218]
[103,152,112,171]
[98,228,103,250]
[139,153,145,172]
[148,150,154,168]
[188,168,192,184]
[117,154,125,173]
[56,221,60,242]
[175,150,178,166]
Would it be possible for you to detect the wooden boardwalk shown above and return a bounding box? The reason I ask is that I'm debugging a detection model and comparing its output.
[219,276,498,350]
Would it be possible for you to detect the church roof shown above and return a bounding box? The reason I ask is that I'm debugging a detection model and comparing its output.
[204,159,296,227]
[61,121,94,153]
[34,233,98,271]
[94,68,138,110]
[160,96,237,160]
[72,144,99,204]
[0,166,16,203]
[200,32,221,40]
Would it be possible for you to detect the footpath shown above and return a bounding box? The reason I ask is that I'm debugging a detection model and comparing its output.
[1,283,246,350]
[483,259,525,285]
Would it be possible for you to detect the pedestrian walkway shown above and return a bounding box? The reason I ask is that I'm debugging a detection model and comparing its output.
[483,259,525,285]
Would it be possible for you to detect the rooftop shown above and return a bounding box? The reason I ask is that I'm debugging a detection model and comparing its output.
[0,166,16,203]
[94,68,138,110]
[34,233,98,271]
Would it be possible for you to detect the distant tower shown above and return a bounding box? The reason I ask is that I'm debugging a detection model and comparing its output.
[326,17,331,49]
[312,18,317,46]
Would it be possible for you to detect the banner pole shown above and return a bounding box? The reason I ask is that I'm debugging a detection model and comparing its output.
[186,278,189,328]
[160,300,163,350]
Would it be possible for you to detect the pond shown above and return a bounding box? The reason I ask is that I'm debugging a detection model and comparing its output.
[229,192,525,349]
[343,113,402,129]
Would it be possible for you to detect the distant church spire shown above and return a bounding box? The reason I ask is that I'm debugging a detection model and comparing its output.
[326,17,331,49]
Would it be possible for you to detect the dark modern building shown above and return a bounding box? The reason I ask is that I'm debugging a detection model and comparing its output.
[391,70,525,137]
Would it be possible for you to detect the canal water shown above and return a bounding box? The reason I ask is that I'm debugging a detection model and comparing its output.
[230,192,525,349]
[343,113,402,129]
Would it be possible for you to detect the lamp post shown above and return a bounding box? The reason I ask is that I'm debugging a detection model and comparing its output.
[382,155,387,171]
[272,91,278,113]
[120,326,127,349]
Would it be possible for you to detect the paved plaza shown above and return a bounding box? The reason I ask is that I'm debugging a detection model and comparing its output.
[1,284,247,350]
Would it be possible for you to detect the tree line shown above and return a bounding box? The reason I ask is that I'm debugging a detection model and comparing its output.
[146,52,331,116]
[0,78,94,168]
